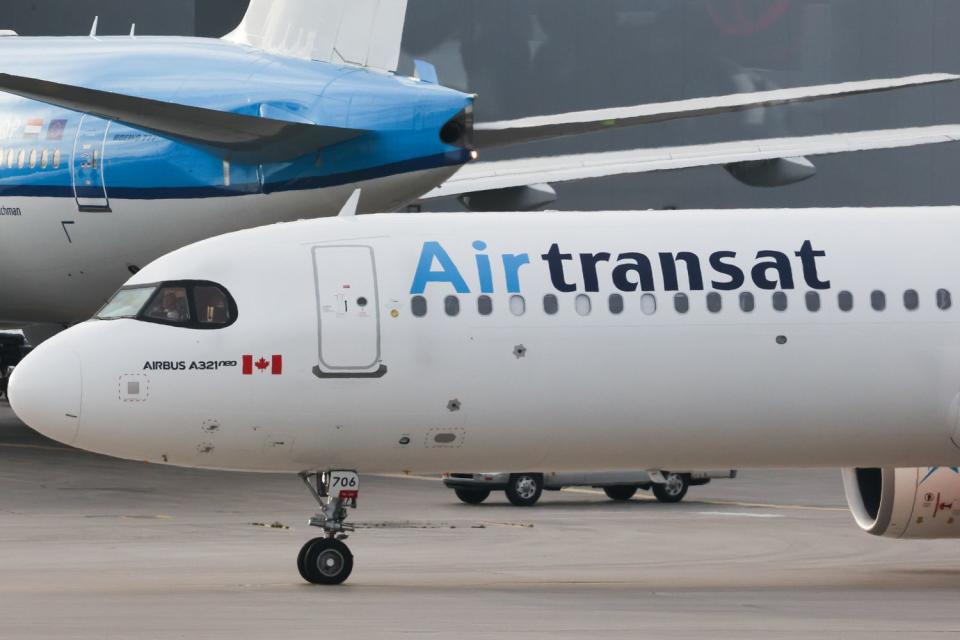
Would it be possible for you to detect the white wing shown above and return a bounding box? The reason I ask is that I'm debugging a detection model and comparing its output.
[225,0,408,72]
[474,75,959,148]
[426,125,960,199]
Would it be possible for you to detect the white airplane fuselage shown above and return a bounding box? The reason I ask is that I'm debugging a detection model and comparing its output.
[11,208,960,474]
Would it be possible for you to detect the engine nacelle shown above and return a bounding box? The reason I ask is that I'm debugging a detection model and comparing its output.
[843,467,960,538]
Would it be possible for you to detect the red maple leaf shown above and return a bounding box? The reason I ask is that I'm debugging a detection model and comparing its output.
[254,357,270,371]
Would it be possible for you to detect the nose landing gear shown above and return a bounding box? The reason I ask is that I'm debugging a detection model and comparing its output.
[297,470,359,585]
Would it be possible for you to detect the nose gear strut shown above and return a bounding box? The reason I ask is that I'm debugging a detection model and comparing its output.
[297,470,359,585]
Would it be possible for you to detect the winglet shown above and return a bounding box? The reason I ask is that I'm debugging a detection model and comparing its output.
[338,189,362,217]
[414,60,439,85]
[89,16,99,38]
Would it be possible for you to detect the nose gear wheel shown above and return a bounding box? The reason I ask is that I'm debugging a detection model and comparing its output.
[297,470,359,585]
[297,537,354,585]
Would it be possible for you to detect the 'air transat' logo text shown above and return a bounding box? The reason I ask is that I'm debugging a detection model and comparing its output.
[410,240,829,294]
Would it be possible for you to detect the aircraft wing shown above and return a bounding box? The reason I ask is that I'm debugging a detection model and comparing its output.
[474,74,960,149]
[425,125,960,202]
[225,0,408,73]
[0,74,363,163]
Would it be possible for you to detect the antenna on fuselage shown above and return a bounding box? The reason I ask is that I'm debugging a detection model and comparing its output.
[89,16,99,37]
[130,24,136,37]
[338,189,362,218]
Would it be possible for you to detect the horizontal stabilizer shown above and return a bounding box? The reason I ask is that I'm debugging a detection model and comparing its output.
[475,74,960,149]
[426,124,960,199]
[225,0,409,72]
[0,73,363,162]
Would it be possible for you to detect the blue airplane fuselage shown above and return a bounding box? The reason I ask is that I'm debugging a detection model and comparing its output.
[0,36,473,326]
[0,36,472,203]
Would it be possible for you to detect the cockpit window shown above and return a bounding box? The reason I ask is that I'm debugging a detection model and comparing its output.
[193,285,232,325]
[143,287,191,324]
[97,280,237,329]
[96,286,157,319]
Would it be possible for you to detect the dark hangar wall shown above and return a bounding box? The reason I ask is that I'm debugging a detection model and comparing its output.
[6,0,960,210]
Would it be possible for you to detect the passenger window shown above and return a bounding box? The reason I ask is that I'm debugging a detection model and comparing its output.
[641,293,657,315]
[871,290,886,311]
[838,291,854,312]
[739,292,755,313]
[772,291,788,312]
[477,295,493,316]
[543,294,558,315]
[40,149,48,169]
[706,292,722,313]
[938,289,952,310]
[575,294,592,316]
[805,291,821,312]
[143,287,191,324]
[674,293,689,314]
[509,295,526,316]
[608,294,624,315]
[28,149,36,169]
[903,289,919,311]
[411,296,427,318]
[193,285,232,325]
[6,149,13,169]
[444,295,460,317]
[53,149,61,169]
[17,149,24,169]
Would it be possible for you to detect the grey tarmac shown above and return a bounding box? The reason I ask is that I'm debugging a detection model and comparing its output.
[1,402,959,639]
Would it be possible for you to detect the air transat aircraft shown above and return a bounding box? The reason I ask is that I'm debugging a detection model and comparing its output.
[0,0,958,336]
[11,205,960,584]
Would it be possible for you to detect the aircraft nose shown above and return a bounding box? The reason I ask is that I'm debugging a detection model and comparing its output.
[8,344,82,446]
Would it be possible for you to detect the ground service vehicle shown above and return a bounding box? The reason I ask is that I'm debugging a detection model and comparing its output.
[443,470,737,506]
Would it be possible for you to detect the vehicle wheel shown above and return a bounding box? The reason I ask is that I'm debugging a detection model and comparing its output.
[603,486,638,501]
[454,487,491,505]
[505,473,543,507]
[652,472,689,503]
[300,537,354,585]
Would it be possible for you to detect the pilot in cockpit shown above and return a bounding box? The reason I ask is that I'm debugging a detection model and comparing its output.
[162,291,185,321]
[153,289,188,323]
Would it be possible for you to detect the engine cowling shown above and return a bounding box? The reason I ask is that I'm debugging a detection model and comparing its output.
[843,467,960,538]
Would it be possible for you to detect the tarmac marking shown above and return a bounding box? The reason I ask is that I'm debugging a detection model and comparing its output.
[0,442,70,452]
[697,511,784,518]
[563,486,848,512]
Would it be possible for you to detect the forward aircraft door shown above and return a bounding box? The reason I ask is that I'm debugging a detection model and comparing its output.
[72,114,110,212]
[312,245,386,378]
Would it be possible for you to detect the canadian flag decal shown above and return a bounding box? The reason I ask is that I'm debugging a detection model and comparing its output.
[242,355,283,375]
